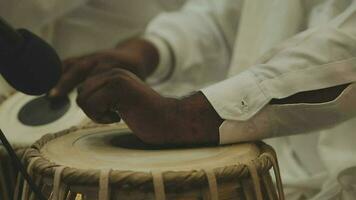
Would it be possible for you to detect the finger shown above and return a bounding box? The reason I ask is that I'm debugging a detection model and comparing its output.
[77,68,146,123]
[87,62,115,78]
[49,60,95,97]
[61,52,103,73]
[93,112,121,124]
[61,58,79,73]
[77,81,121,124]
[76,69,122,103]
[82,106,121,124]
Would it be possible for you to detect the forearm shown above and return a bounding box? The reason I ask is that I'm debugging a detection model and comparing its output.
[120,91,223,145]
[174,92,223,145]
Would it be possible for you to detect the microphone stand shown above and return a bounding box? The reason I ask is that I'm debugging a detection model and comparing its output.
[0,129,46,200]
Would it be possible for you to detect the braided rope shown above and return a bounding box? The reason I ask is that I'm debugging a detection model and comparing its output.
[99,169,112,200]
[246,160,263,200]
[21,157,40,200]
[52,166,66,200]
[152,171,166,200]
[205,169,219,200]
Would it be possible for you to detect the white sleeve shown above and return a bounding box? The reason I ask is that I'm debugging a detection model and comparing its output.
[144,0,242,83]
[219,83,356,144]
[0,0,88,29]
[201,1,356,144]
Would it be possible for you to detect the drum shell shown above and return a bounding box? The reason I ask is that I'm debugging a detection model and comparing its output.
[28,174,275,200]
[22,125,284,200]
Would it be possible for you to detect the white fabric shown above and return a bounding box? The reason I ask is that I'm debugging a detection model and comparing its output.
[145,0,241,97]
[0,0,185,59]
[144,34,174,85]
[144,0,356,199]
[228,0,305,76]
[0,0,185,97]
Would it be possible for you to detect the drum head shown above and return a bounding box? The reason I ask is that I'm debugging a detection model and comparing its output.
[0,92,88,147]
[18,95,71,126]
[40,126,260,172]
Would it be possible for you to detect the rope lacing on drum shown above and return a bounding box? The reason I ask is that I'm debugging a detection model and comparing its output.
[14,149,32,200]
[205,169,219,200]
[152,171,166,200]
[21,125,285,199]
[21,157,40,200]
[13,149,30,200]
[246,160,263,200]
[99,169,112,200]
[262,151,285,200]
[52,166,66,200]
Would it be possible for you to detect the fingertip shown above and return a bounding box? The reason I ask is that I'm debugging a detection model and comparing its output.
[48,88,59,98]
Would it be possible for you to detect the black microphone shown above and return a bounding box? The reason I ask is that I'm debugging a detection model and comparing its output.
[0,17,62,95]
[0,17,61,200]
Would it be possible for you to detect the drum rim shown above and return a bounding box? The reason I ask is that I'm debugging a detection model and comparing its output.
[25,124,276,191]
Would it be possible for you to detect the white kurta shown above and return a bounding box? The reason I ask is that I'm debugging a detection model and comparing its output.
[144,0,356,199]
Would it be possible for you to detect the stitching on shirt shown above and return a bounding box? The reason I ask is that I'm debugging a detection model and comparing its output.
[249,70,269,98]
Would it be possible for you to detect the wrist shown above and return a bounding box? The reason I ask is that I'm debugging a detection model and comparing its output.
[116,38,159,79]
[176,92,223,145]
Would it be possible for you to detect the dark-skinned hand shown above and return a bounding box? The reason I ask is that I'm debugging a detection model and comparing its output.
[49,39,159,98]
[48,38,222,145]
[76,68,223,145]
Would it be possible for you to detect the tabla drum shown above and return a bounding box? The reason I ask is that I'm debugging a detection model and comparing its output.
[23,125,285,200]
[0,91,90,200]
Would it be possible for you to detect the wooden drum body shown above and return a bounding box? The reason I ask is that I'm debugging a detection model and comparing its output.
[0,92,89,200]
[24,125,285,200]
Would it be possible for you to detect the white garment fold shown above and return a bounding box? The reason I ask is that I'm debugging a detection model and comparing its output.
[144,0,356,199]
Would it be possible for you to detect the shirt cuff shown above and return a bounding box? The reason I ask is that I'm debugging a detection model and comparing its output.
[143,34,174,85]
[219,83,356,144]
[201,70,271,121]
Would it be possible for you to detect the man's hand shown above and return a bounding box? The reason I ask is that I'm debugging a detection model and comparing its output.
[77,68,223,145]
[49,39,159,98]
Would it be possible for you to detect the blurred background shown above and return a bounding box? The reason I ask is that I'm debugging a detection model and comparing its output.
[0,0,186,97]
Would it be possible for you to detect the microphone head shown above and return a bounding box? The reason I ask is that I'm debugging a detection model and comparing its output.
[0,29,62,95]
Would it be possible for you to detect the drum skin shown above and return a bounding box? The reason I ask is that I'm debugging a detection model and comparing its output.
[0,91,89,200]
[0,92,88,148]
[23,125,285,200]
